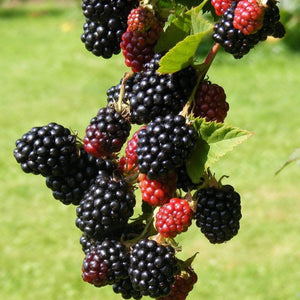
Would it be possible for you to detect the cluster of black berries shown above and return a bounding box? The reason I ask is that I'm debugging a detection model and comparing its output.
[13,47,246,298]
[80,0,138,58]
[213,0,285,58]
[18,1,291,297]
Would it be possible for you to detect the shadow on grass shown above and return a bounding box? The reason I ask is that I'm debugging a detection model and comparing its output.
[0,7,65,18]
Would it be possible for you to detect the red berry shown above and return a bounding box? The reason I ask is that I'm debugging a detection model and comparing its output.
[118,156,137,174]
[211,0,233,16]
[120,23,162,72]
[157,267,198,300]
[125,126,146,164]
[193,81,229,123]
[127,6,155,32]
[155,198,193,238]
[138,173,177,207]
[233,0,265,35]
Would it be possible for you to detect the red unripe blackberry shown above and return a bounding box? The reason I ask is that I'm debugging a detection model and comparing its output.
[193,81,229,123]
[157,266,198,300]
[194,184,242,244]
[83,106,131,158]
[120,22,163,72]
[155,198,193,238]
[138,173,177,207]
[13,122,78,177]
[127,6,155,32]
[211,0,233,16]
[82,239,129,287]
[233,0,264,35]
[128,239,179,298]
[136,114,197,179]
[75,172,136,239]
[127,54,197,125]
[125,126,146,163]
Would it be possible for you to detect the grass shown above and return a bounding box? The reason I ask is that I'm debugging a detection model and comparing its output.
[0,2,299,300]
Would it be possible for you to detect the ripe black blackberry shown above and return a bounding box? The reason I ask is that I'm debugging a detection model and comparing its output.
[82,0,134,22]
[80,232,95,254]
[82,238,129,287]
[113,277,143,299]
[126,53,197,125]
[75,172,136,239]
[136,114,197,179]
[45,150,117,205]
[13,122,78,177]
[194,184,242,244]
[257,0,281,41]
[128,239,179,298]
[81,19,125,58]
[81,0,137,58]
[83,106,131,158]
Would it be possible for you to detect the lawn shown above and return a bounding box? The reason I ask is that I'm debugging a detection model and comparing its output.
[0,2,299,300]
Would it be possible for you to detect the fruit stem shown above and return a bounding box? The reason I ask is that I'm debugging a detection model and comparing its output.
[181,43,220,118]
[117,71,133,113]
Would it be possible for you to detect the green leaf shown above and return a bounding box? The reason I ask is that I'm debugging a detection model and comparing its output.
[155,13,191,53]
[174,0,205,9]
[186,136,210,183]
[192,118,253,168]
[157,30,211,73]
[191,9,213,35]
[275,148,300,175]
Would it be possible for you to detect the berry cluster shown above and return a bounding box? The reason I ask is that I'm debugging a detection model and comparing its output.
[212,0,285,58]
[14,0,286,299]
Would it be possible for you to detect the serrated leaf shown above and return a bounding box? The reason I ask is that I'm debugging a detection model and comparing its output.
[192,118,253,168]
[174,0,205,9]
[275,148,300,175]
[186,137,210,183]
[191,9,213,35]
[157,30,211,73]
[155,13,191,53]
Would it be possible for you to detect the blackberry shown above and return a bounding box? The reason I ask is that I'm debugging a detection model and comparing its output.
[272,21,285,39]
[82,238,129,287]
[113,277,143,299]
[155,198,193,238]
[257,0,281,41]
[45,151,117,205]
[81,0,137,58]
[82,0,133,23]
[193,80,229,123]
[45,149,98,205]
[194,184,242,244]
[13,122,78,177]
[128,239,179,298]
[120,23,163,73]
[127,54,197,124]
[83,106,131,158]
[75,172,136,239]
[136,114,197,179]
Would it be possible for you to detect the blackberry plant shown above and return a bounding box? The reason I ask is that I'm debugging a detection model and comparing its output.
[13,0,286,298]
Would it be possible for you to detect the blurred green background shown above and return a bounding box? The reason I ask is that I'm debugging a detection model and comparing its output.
[0,0,299,299]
